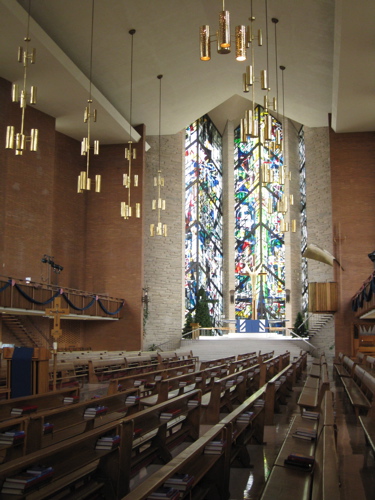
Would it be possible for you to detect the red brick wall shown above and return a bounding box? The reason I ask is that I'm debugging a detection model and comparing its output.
[329,126,375,354]
[0,77,144,351]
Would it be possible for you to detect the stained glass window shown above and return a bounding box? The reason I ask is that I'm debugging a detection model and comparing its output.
[299,126,308,314]
[185,115,223,328]
[234,106,285,320]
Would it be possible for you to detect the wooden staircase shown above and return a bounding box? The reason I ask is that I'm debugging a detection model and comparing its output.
[2,314,47,348]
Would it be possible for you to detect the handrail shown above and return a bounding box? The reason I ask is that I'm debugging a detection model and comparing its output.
[286,327,320,354]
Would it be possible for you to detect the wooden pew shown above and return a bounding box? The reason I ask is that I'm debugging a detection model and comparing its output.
[228,356,258,374]
[88,356,159,384]
[119,423,230,500]
[48,361,85,390]
[117,389,202,497]
[0,418,127,499]
[25,387,141,454]
[339,364,375,417]
[236,352,257,361]
[297,362,330,414]
[0,387,80,423]
[264,364,294,424]
[200,361,267,424]
[199,356,236,370]
[261,388,339,500]
[0,417,29,464]
[106,363,196,397]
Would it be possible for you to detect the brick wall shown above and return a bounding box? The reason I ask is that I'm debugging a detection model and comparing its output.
[1,77,145,351]
[329,126,375,355]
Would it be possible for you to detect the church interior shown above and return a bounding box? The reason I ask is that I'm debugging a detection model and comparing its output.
[0,1,374,499]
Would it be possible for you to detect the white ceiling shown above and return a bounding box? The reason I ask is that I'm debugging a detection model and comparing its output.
[0,0,374,145]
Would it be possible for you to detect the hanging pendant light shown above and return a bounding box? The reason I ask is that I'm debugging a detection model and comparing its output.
[5,0,39,155]
[78,0,100,193]
[199,0,246,61]
[150,75,167,237]
[121,29,141,219]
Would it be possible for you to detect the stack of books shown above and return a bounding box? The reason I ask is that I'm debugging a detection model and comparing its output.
[236,411,254,425]
[125,395,140,405]
[83,405,108,419]
[147,486,180,499]
[195,376,203,383]
[154,375,163,382]
[10,405,37,417]
[43,423,54,435]
[253,399,265,408]
[225,380,235,389]
[63,396,79,405]
[1,465,54,495]
[164,473,194,492]
[236,375,244,383]
[95,434,121,450]
[204,440,225,455]
[292,427,317,441]
[187,398,199,407]
[0,430,25,446]
[160,409,181,421]
[284,453,315,471]
[302,409,320,420]
[134,380,146,387]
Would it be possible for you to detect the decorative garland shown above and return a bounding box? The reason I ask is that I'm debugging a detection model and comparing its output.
[351,273,375,312]
[1,279,125,316]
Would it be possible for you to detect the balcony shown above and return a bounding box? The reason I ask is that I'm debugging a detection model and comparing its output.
[351,271,375,320]
[0,277,124,321]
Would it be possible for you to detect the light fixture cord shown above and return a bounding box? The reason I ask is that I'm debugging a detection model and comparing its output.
[274,20,279,118]
[158,75,162,173]
[129,31,134,129]
[26,0,31,40]
[265,0,269,80]
[88,0,95,101]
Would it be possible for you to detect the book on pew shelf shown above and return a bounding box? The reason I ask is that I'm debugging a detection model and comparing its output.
[10,405,38,416]
[160,409,182,421]
[2,466,54,493]
[204,440,226,454]
[302,409,320,420]
[147,486,180,499]
[187,399,199,407]
[125,395,140,405]
[84,405,108,419]
[43,423,54,435]
[133,427,142,438]
[292,427,317,441]
[237,411,254,425]
[0,429,26,443]
[284,453,315,471]
[63,396,79,404]
[134,379,147,387]
[164,473,194,491]
[154,375,162,381]
[95,434,121,450]
[253,399,265,408]
[145,382,156,389]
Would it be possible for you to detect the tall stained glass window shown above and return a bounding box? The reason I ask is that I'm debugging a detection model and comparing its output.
[185,115,223,327]
[234,106,285,320]
[299,126,308,314]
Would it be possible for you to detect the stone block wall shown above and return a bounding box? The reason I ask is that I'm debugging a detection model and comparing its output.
[304,125,335,356]
[143,132,185,348]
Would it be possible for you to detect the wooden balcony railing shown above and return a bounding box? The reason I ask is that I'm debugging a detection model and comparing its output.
[0,277,125,320]
[351,271,375,318]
